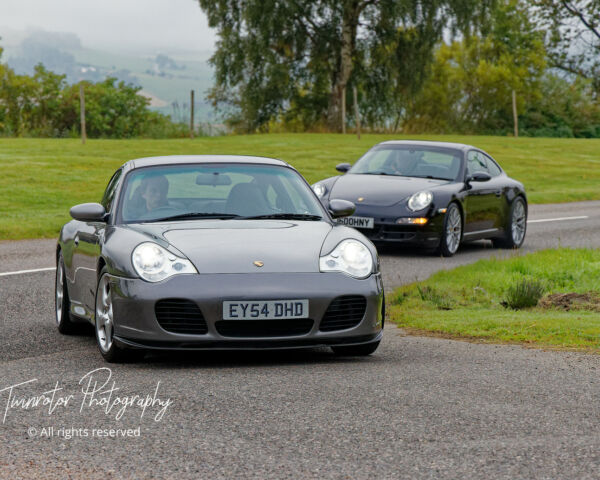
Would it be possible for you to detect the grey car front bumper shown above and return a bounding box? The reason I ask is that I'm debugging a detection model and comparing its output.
[108,272,384,350]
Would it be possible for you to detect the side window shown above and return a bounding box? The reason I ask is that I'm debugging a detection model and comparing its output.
[101,169,123,213]
[466,151,490,176]
[482,154,502,177]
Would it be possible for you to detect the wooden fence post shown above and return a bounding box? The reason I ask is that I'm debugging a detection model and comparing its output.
[79,83,86,144]
[353,86,361,140]
[190,90,195,139]
[341,87,346,134]
[512,89,518,138]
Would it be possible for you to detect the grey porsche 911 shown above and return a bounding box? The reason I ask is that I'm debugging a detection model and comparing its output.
[56,155,384,362]
[312,141,528,256]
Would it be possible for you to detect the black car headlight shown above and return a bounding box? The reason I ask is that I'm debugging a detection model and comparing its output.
[407,191,433,212]
[312,183,327,198]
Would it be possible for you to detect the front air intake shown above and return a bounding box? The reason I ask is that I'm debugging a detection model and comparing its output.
[215,319,314,337]
[155,299,208,335]
[319,295,367,332]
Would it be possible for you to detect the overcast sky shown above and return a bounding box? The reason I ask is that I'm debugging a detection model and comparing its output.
[1,0,216,53]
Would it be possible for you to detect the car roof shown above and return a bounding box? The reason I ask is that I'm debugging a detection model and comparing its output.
[376,140,473,151]
[123,155,289,170]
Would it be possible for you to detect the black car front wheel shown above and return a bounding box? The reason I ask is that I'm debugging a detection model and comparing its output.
[493,197,527,249]
[437,203,462,257]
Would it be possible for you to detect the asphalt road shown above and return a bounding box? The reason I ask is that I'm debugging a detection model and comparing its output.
[0,201,599,479]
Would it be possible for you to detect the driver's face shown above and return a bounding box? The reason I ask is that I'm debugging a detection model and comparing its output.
[142,180,167,211]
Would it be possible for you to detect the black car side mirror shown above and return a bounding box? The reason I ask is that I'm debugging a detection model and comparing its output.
[336,163,351,173]
[70,203,107,222]
[467,172,492,183]
[328,199,356,218]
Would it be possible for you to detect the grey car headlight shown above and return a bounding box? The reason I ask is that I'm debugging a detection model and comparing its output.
[319,239,374,279]
[407,191,433,211]
[313,183,326,198]
[132,242,197,282]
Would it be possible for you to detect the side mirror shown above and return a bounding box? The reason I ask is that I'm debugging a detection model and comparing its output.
[335,163,351,173]
[328,199,356,218]
[467,172,492,183]
[70,203,107,222]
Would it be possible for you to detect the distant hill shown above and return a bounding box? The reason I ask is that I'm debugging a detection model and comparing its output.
[2,30,216,122]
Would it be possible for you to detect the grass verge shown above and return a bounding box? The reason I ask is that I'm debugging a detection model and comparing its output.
[389,248,600,352]
[1,134,600,239]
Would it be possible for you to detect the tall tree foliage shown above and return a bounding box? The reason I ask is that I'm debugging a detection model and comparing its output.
[198,0,494,132]
[533,0,600,95]
[406,0,547,133]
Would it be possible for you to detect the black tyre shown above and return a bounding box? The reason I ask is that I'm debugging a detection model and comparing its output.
[94,267,141,363]
[437,203,462,257]
[332,341,380,356]
[492,197,527,249]
[55,253,77,334]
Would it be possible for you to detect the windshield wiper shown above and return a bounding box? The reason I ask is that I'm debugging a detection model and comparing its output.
[239,213,323,221]
[143,212,241,223]
[413,175,452,181]
[362,172,413,177]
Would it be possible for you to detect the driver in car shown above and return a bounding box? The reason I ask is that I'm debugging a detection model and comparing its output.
[388,150,423,175]
[140,175,170,213]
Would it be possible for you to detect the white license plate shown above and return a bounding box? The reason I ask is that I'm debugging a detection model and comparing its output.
[337,216,374,229]
[223,300,309,320]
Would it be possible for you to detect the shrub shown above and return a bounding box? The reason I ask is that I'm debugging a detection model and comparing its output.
[416,285,453,310]
[502,279,545,309]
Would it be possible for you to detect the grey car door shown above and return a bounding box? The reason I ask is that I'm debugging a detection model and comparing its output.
[72,169,122,316]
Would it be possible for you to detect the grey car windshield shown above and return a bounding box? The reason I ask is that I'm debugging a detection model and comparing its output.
[119,164,324,223]
[350,146,462,181]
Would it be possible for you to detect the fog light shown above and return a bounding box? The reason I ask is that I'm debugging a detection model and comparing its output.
[396,217,429,225]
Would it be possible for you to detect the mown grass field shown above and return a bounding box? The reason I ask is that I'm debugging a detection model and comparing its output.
[389,248,600,351]
[0,134,599,239]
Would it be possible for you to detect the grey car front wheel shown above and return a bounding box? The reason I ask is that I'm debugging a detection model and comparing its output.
[94,269,139,363]
[95,274,114,353]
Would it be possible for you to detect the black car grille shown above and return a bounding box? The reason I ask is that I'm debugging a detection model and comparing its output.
[358,224,417,242]
[215,319,314,337]
[320,295,367,332]
[155,299,208,335]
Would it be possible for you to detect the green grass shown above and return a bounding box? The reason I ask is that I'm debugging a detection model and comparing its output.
[1,133,600,239]
[389,248,600,351]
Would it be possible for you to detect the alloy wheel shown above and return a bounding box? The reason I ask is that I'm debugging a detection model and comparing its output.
[55,260,64,325]
[446,206,462,254]
[511,200,526,245]
[95,275,114,353]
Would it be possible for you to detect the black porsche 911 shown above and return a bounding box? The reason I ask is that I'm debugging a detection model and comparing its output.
[312,141,527,256]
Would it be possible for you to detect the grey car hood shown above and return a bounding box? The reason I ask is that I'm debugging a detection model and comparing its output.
[330,174,448,207]
[162,220,332,274]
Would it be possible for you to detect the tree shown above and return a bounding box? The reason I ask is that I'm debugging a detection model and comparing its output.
[198,0,495,132]
[533,0,600,95]
[406,0,546,133]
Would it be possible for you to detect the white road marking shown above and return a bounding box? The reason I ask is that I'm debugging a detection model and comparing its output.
[528,215,589,224]
[0,267,56,277]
